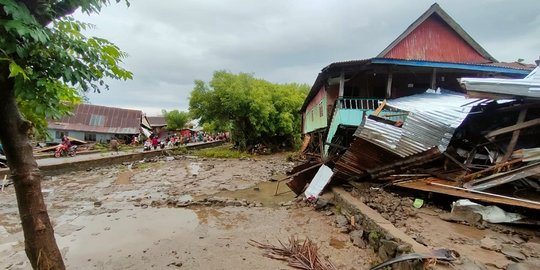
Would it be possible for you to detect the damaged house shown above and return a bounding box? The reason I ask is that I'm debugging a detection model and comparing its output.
[48,104,151,144]
[293,3,539,211]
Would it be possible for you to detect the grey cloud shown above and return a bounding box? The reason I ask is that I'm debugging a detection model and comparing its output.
[74,0,540,114]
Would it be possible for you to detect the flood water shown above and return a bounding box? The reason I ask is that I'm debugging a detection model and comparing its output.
[205,180,296,207]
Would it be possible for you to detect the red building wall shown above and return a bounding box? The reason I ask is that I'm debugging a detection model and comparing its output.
[384,15,489,64]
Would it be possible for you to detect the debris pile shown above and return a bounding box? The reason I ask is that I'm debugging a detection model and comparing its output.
[289,66,540,213]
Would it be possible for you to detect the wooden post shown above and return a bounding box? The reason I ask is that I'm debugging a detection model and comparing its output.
[430,68,437,89]
[386,70,393,98]
[338,71,344,97]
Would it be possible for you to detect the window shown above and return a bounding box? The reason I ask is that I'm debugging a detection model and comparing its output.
[319,103,323,117]
[89,114,105,126]
[55,131,68,139]
[84,133,96,142]
[311,110,314,121]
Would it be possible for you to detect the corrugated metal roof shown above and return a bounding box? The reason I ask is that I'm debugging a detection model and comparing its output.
[354,90,476,157]
[48,104,142,134]
[460,66,540,98]
[147,116,167,127]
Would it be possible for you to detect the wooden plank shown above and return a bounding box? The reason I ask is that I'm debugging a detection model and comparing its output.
[372,100,387,116]
[395,178,540,210]
[486,118,540,138]
[33,145,58,153]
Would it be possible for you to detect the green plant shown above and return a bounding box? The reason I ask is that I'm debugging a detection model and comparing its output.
[193,145,251,159]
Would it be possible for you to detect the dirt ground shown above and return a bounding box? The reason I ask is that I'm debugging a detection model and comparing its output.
[349,184,540,270]
[0,154,376,269]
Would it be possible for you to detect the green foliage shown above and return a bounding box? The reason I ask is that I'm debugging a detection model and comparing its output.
[192,144,251,159]
[0,0,132,138]
[162,109,190,130]
[189,71,309,150]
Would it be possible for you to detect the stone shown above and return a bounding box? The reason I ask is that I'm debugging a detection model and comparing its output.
[414,235,429,246]
[501,246,526,262]
[281,201,293,207]
[335,215,348,227]
[480,236,501,251]
[459,258,487,270]
[506,263,540,270]
[314,199,328,210]
[349,230,365,248]
[378,240,399,261]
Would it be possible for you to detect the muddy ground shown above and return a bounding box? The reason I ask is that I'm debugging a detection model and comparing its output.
[348,184,540,270]
[0,154,376,269]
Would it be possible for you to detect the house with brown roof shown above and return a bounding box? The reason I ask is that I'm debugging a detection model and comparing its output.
[147,116,167,136]
[47,104,148,143]
[301,3,535,157]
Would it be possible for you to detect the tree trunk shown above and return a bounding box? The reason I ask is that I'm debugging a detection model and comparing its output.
[0,65,65,269]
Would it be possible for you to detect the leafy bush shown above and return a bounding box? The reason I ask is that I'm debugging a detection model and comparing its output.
[192,145,251,159]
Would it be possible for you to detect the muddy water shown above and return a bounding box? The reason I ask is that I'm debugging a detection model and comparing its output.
[0,155,379,269]
[57,208,199,267]
[205,180,296,207]
[329,237,347,249]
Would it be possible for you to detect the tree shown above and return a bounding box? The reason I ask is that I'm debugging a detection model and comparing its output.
[189,70,309,150]
[0,1,131,269]
[162,109,190,130]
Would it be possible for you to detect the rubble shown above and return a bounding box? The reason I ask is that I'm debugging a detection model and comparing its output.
[292,67,540,215]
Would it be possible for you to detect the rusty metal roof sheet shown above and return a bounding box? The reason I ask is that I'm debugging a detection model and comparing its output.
[355,90,477,157]
[147,116,167,127]
[48,104,142,134]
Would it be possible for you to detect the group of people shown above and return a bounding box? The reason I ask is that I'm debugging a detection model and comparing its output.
[185,132,228,144]
[140,131,229,151]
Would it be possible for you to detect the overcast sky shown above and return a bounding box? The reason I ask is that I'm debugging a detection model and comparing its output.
[74,0,540,116]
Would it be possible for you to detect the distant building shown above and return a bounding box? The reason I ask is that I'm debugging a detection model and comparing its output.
[47,104,148,143]
[147,116,167,137]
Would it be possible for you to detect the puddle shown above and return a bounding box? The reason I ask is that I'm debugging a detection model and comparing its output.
[116,171,134,185]
[195,208,223,224]
[205,181,295,207]
[329,237,346,249]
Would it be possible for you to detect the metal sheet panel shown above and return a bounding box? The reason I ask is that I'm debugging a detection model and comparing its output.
[460,66,540,98]
[355,90,475,157]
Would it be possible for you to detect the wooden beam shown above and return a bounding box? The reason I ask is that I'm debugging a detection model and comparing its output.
[372,100,386,116]
[430,68,437,89]
[386,71,393,98]
[338,72,344,97]
[486,118,540,138]
[501,108,528,162]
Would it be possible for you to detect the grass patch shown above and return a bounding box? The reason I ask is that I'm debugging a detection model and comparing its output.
[192,144,251,159]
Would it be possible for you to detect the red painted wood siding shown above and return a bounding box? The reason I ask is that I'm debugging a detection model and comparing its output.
[384,15,489,63]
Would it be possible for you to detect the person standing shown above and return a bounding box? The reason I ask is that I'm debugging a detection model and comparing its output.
[151,135,159,150]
